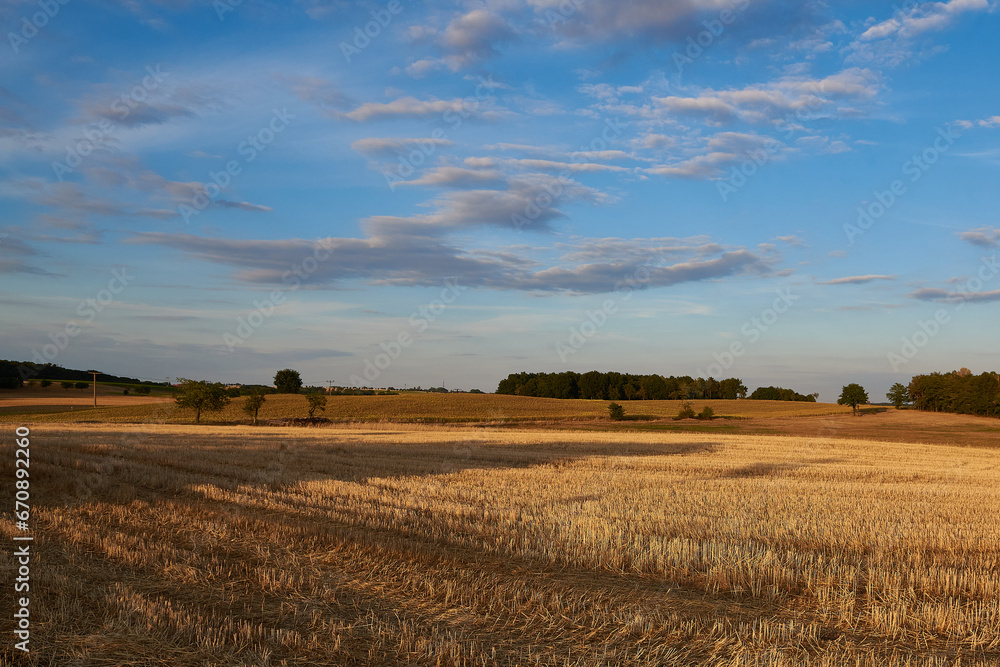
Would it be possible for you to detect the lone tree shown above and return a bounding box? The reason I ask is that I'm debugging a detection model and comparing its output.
[306,393,327,418]
[838,383,869,416]
[175,378,231,424]
[75,382,88,391]
[61,381,74,390]
[274,368,303,394]
[607,402,625,421]
[243,390,267,425]
[886,383,909,409]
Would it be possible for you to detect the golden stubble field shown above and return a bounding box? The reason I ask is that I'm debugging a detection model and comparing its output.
[2,423,998,665]
[0,389,172,414]
[0,392,853,424]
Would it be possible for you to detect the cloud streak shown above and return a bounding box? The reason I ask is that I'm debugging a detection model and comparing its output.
[126,231,775,294]
[820,274,895,285]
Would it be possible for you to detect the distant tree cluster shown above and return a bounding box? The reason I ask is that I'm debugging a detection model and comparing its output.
[748,386,817,402]
[239,384,276,395]
[329,388,397,396]
[496,371,748,401]
[0,360,158,388]
[908,369,1000,417]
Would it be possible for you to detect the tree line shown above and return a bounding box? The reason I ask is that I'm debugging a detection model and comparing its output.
[496,372,751,400]
[906,369,1000,417]
[748,386,817,402]
[0,360,155,389]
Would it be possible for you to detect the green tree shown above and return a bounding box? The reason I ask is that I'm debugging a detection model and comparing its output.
[718,378,747,400]
[243,390,267,425]
[886,383,909,409]
[274,369,303,394]
[838,383,869,416]
[697,406,715,420]
[175,378,231,424]
[60,381,74,390]
[607,402,625,421]
[40,379,52,389]
[75,382,88,390]
[306,393,327,417]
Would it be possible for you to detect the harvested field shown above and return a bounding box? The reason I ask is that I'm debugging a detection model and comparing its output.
[0,392,853,424]
[2,423,998,665]
[0,388,173,414]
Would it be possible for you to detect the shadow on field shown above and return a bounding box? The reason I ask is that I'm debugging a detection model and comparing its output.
[22,428,722,506]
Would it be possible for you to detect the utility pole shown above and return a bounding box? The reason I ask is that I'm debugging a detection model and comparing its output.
[88,370,99,407]
[326,380,335,394]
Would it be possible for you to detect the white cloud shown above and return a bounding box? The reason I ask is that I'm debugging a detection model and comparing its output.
[650,69,880,127]
[343,95,507,122]
[955,115,1000,130]
[849,0,989,67]
[398,167,504,188]
[406,9,516,75]
[500,158,632,173]
[344,97,469,122]
[859,0,988,42]
[958,227,1000,248]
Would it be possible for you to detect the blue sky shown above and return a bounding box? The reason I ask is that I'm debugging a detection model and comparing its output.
[1,0,998,400]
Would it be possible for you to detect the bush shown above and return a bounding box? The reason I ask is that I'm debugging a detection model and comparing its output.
[608,402,625,421]
[697,406,715,420]
[674,402,696,420]
[40,379,51,389]
[75,382,89,390]
[134,386,151,395]
[61,381,74,390]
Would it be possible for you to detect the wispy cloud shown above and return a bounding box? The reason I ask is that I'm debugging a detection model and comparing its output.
[344,97,490,122]
[958,227,1000,248]
[406,9,517,75]
[847,0,990,67]
[351,137,454,156]
[820,274,895,285]
[910,287,1000,304]
[126,230,776,294]
[955,115,1000,130]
